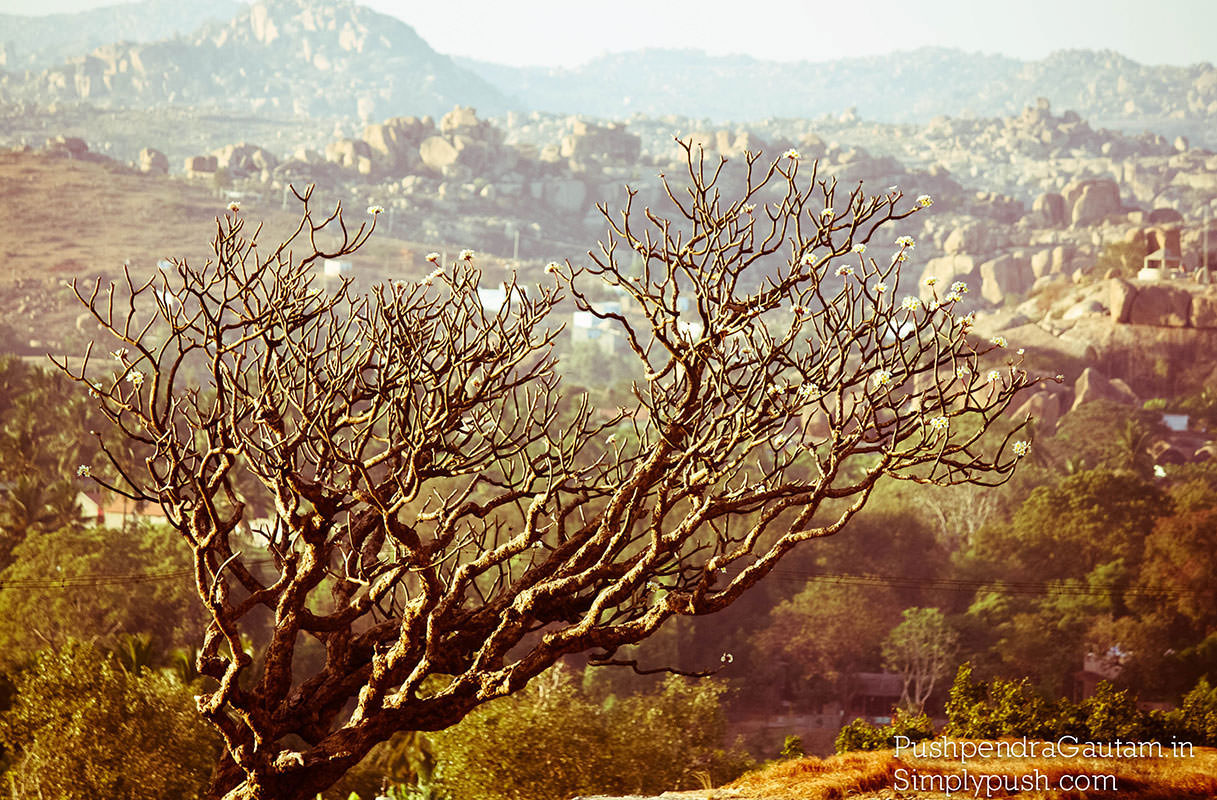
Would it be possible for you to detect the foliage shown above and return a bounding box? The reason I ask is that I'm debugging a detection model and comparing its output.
[0,523,207,662]
[0,641,220,799]
[428,667,751,800]
[778,734,805,760]
[833,709,934,754]
[881,607,959,712]
[1092,240,1145,280]
[58,152,1029,799]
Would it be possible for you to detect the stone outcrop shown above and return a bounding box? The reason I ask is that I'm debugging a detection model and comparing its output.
[138,147,168,174]
[1064,178,1121,226]
[1071,367,1138,412]
[1126,283,1191,327]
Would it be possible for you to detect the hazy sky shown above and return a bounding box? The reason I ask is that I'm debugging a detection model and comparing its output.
[1,0,1213,68]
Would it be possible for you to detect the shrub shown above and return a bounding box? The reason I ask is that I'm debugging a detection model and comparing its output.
[0,641,220,799]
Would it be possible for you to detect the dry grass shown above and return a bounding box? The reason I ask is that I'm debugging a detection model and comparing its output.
[716,743,1217,799]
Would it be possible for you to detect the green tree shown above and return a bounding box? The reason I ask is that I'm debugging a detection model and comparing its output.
[882,607,959,713]
[430,666,750,800]
[0,641,220,799]
[0,524,207,662]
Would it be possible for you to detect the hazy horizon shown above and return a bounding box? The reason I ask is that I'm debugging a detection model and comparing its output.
[0,0,1213,70]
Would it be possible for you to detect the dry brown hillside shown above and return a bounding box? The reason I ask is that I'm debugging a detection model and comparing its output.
[0,148,489,353]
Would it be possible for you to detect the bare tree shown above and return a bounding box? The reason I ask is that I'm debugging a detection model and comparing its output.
[57,145,1033,800]
[882,606,960,713]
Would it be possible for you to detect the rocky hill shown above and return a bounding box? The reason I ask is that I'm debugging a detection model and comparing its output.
[0,0,513,121]
[460,48,1217,148]
[0,0,242,71]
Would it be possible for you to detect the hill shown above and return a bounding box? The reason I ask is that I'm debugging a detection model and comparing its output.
[0,0,513,121]
[0,0,242,71]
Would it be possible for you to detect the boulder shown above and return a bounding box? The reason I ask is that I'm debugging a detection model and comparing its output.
[1191,292,1217,328]
[561,120,641,164]
[943,223,984,255]
[1068,179,1122,226]
[419,136,459,172]
[363,116,430,174]
[1030,249,1052,278]
[1032,192,1067,227]
[325,138,372,169]
[1071,367,1138,412]
[46,135,88,156]
[1109,279,1135,323]
[1148,207,1184,224]
[440,106,480,135]
[184,155,217,174]
[1012,390,1064,433]
[979,254,1034,305]
[138,147,168,174]
[1127,284,1191,327]
[213,142,278,176]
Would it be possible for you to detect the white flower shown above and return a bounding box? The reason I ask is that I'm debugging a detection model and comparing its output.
[990,335,1008,348]
[901,296,920,311]
[916,194,933,208]
[896,235,915,248]
[111,347,128,361]
[873,370,893,387]
[925,276,938,287]
[791,304,807,316]
[88,382,102,398]
[892,251,909,264]
[929,416,949,432]
[950,280,969,295]
[76,465,91,478]
[367,204,384,215]
[741,203,756,215]
[460,249,475,261]
[606,434,617,445]
[426,252,440,263]
[1012,440,1031,457]
[987,369,1002,384]
[820,207,834,218]
[835,265,854,277]
[545,261,561,274]
[955,365,971,379]
[783,148,801,160]
[944,292,962,303]
[720,652,734,664]
[127,370,145,388]
[799,252,815,266]
[961,312,976,327]
[227,201,240,213]
[874,282,888,294]
[852,243,867,254]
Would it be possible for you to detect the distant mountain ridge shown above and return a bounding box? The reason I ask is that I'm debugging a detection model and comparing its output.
[2,0,1216,138]
[457,46,1217,130]
[0,0,244,71]
[0,0,513,120]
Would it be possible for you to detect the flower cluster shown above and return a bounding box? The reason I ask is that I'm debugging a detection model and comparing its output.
[874,281,888,294]
[459,249,475,261]
[873,370,893,387]
[990,335,1008,348]
[367,205,385,215]
[76,465,91,478]
[986,369,1002,384]
[852,243,867,254]
[835,265,854,277]
[127,370,145,388]
[925,276,938,287]
[1012,440,1031,457]
[426,252,440,263]
[916,195,933,208]
[783,148,801,160]
[227,201,240,213]
[950,280,969,295]
[928,416,949,432]
[896,235,915,248]
[544,261,561,274]
[901,296,921,311]
[419,267,444,286]
[820,207,834,218]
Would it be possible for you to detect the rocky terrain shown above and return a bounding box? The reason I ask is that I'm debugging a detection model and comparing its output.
[4,0,1217,409]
